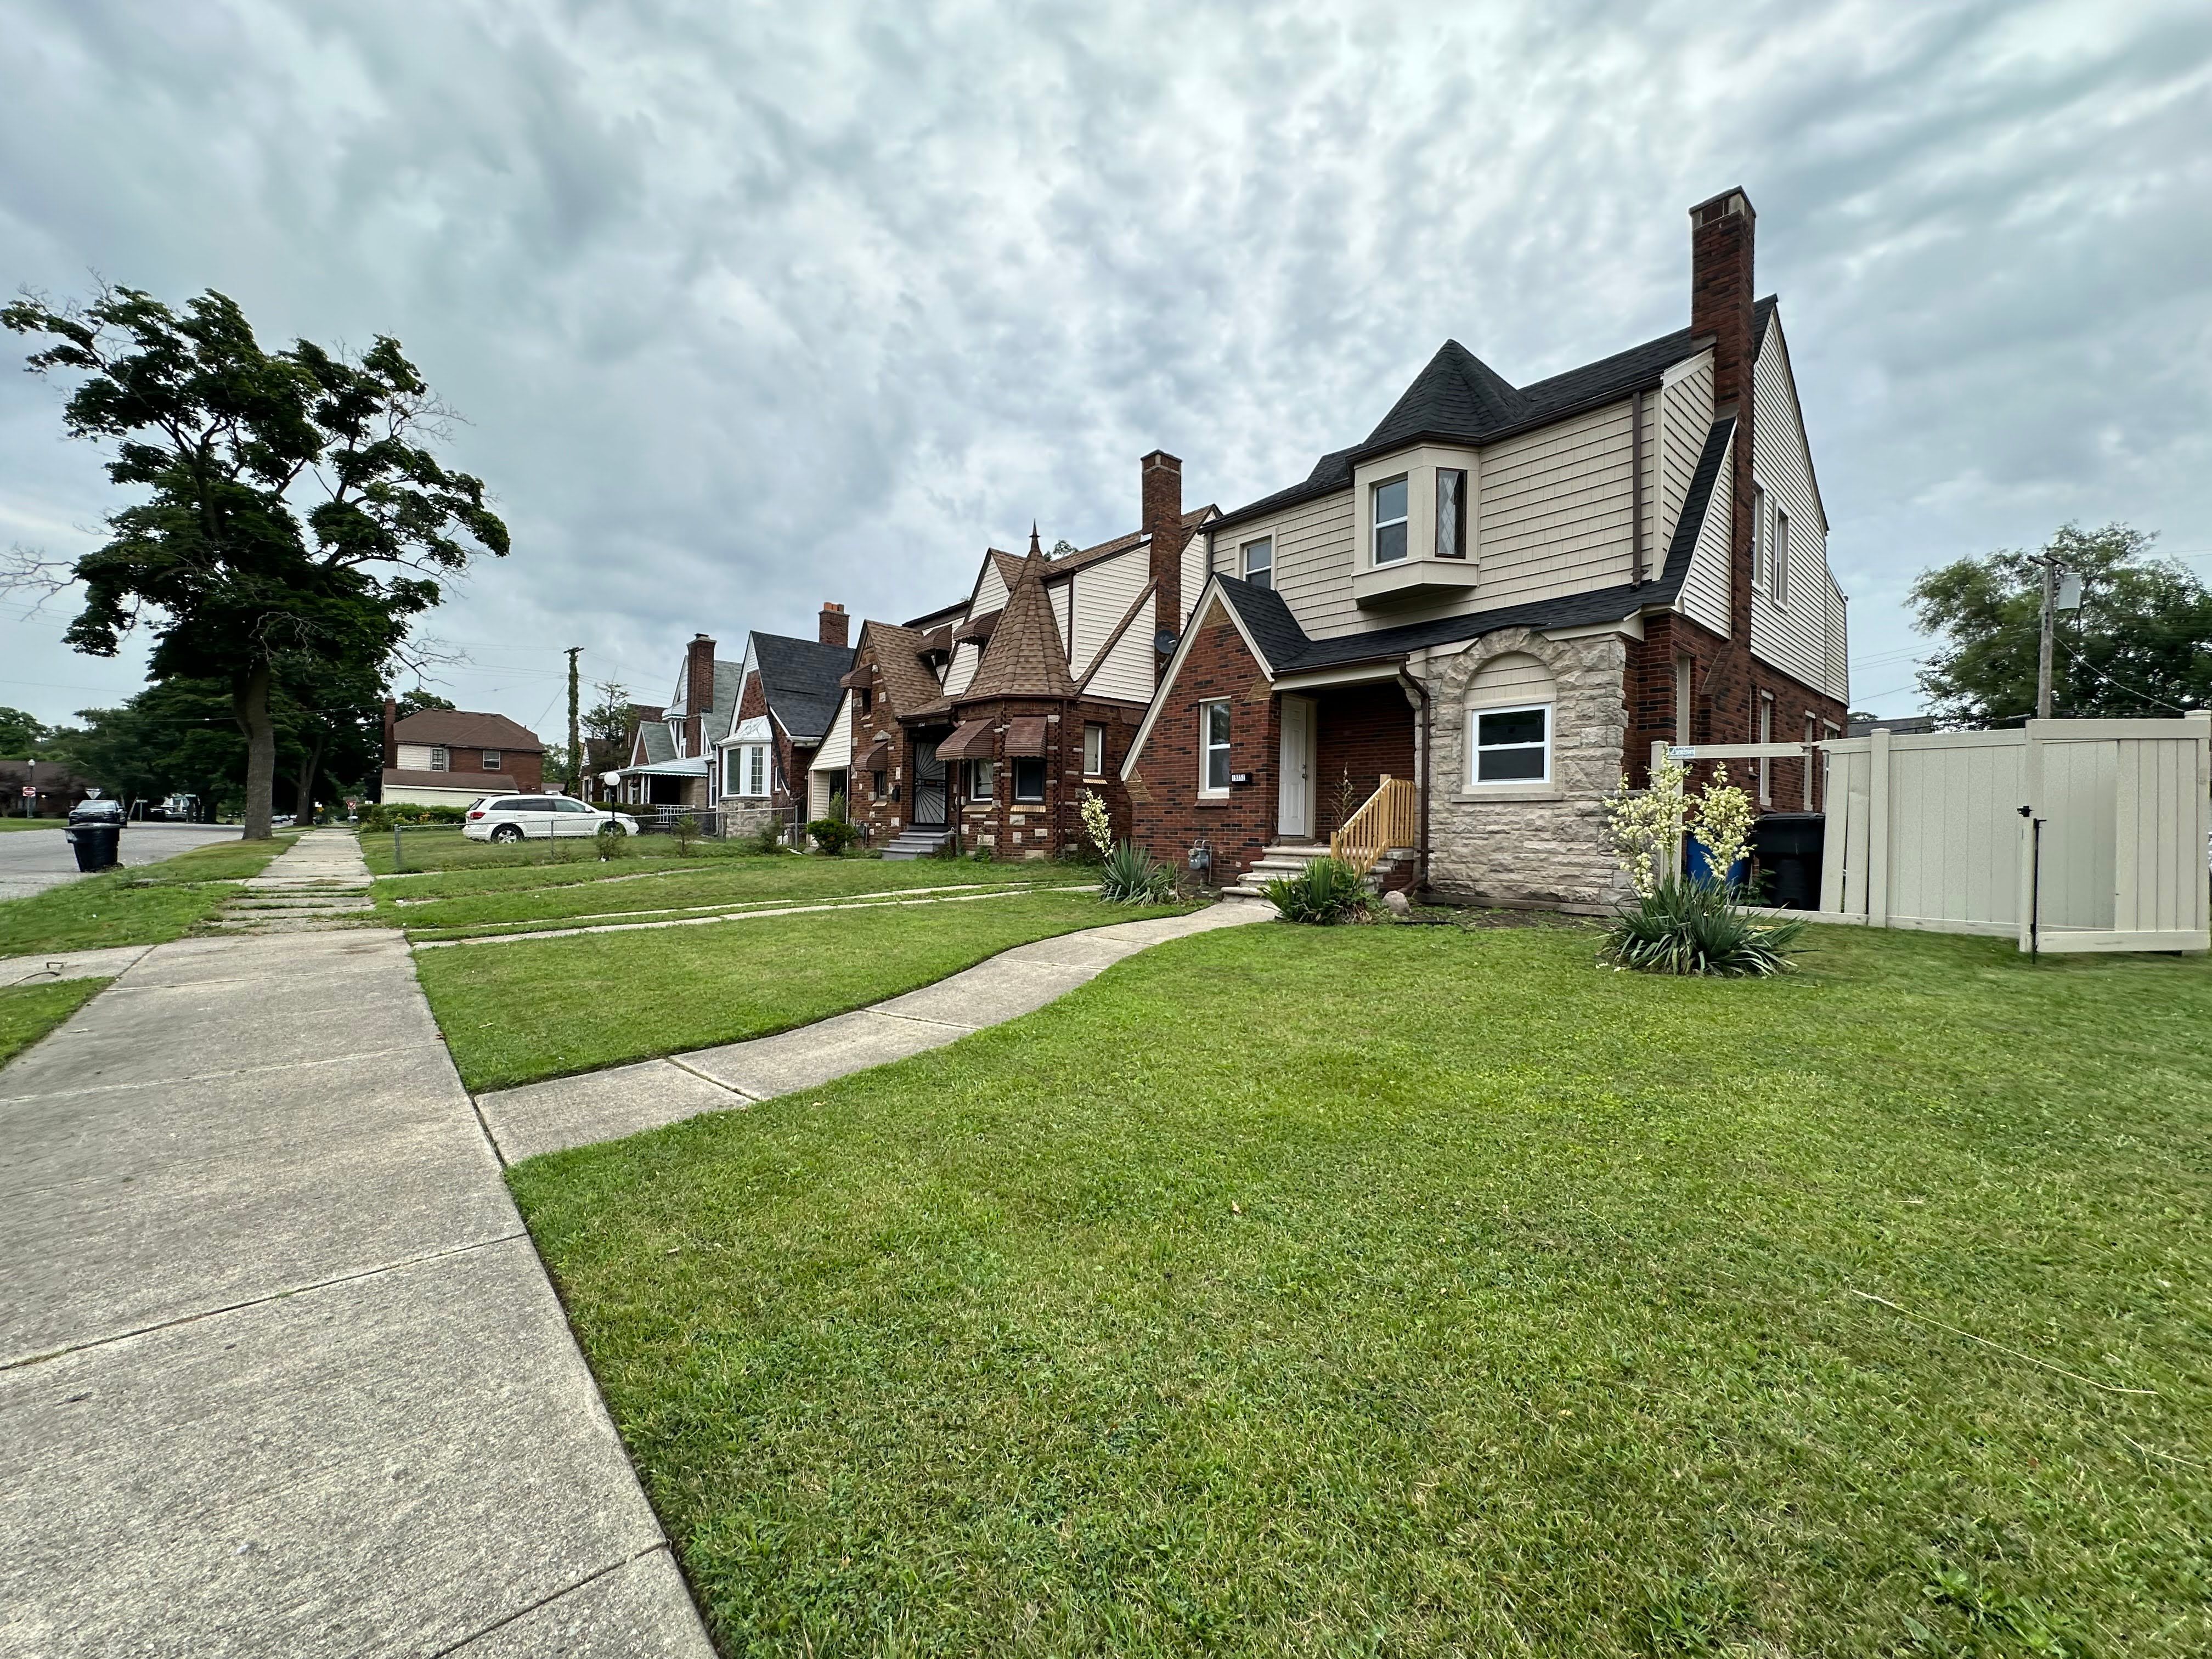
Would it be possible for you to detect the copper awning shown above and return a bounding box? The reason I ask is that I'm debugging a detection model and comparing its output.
[1003,716,1048,757]
[855,739,890,771]
[953,608,1001,645]
[935,719,994,762]
[838,666,873,690]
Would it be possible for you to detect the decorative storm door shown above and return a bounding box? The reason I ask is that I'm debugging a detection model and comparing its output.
[912,739,948,827]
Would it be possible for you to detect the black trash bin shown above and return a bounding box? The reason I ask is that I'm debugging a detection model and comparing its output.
[66,797,125,872]
[1750,811,1824,910]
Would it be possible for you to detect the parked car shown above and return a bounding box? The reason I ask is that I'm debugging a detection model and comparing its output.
[464,794,632,842]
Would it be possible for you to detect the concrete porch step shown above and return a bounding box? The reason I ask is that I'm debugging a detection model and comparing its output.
[880,828,955,862]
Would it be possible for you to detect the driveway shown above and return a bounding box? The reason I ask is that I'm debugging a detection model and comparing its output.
[0,822,244,901]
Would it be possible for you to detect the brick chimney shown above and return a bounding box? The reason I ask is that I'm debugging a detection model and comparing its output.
[381,697,398,769]
[685,633,715,758]
[1141,450,1183,648]
[818,601,849,648]
[1691,187,1759,726]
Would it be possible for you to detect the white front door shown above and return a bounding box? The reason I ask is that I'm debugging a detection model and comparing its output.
[1278,695,1315,840]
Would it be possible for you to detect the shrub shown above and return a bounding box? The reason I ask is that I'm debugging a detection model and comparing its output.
[749,816,785,855]
[807,816,861,856]
[673,812,701,856]
[1599,876,1804,977]
[359,802,468,834]
[595,821,628,860]
[1263,856,1368,924]
[1098,839,1174,904]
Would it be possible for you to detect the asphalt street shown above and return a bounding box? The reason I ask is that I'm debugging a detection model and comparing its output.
[0,822,244,902]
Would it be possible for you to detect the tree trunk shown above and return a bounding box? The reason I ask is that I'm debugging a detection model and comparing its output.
[235,662,276,839]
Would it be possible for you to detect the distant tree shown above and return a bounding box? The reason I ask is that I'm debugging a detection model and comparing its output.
[2,285,508,838]
[395,689,456,720]
[582,681,632,748]
[61,680,247,811]
[0,706,55,759]
[1910,523,2212,726]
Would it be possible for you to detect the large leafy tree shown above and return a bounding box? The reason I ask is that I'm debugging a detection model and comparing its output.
[1911,523,2212,725]
[0,706,57,759]
[2,285,507,837]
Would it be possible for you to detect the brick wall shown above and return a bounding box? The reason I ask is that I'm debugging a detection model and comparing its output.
[1126,599,1280,879]
[1626,612,1847,810]
[1312,683,1415,836]
[951,698,1139,859]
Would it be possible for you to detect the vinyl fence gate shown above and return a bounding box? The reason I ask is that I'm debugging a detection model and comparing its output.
[1815,715,2211,954]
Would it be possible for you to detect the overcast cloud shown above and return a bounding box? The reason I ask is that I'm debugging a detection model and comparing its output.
[4,0,2209,730]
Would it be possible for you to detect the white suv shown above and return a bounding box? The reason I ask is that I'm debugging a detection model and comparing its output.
[463,794,631,842]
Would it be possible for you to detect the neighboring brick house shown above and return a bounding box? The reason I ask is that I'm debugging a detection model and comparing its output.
[1,758,99,819]
[810,456,1219,859]
[584,703,660,804]
[379,703,545,807]
[1121,188,1849,904]
[617,634,742,808]
[711,607,856,832]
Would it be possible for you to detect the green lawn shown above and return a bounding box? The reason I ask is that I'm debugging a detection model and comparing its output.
[362,825,816,876]
[512,922,2212,1656]
[0,977,106,1067]
[383,854,1085,940]
[0,817,70,832]
[0,837,291,957]
[420,889,1187,1091]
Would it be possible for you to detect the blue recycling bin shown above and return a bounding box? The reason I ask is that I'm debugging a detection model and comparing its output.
[1684,837,1746,890]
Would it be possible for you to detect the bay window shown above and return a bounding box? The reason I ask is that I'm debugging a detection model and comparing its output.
[1435,469,1467,558]
[1371,476,1408,565]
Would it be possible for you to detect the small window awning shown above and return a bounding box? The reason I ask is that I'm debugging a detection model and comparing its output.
[953,608,1001,645]
[936,719,995,762]
[1004,716,1048,757]
[856,738,891,771]
[838,666,873,690]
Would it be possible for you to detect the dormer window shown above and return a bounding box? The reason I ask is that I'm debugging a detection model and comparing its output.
[1372,477,1409,565]
[1436,470,1468,558]
[1240,537,1273,589]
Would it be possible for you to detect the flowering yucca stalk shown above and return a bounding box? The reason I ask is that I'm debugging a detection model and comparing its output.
[1079,790,1114,861]
[1604,754,1688,898]
[1689,763,1756,888]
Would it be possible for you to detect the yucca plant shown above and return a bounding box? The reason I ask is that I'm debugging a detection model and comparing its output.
[1263,855,1369,924]
[1099,839,1175,903]
[1600,876,1804,977]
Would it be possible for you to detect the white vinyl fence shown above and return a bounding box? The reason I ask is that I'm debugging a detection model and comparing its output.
[1816,715,2210,953]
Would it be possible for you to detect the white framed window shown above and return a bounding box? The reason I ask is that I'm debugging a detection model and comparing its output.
[1435,469,1468,559]
[1200,699,1231,793]
[1752,485,1769,593]
[970,758,994,800]
[428,746,449,773]
[1468,703,1550,786]
[1673,654,1693,746]
[481,750,500,772]
[1371,476,1408,565]
[1771,509,1790,602]
[1082,721,1105,777]
[727,743,769,798]
[1803,714,1818,809]
[1240,537,1273,589]
[1013,757,1046,802]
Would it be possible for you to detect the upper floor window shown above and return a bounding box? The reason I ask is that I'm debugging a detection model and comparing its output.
[667,719,684,758]
[1752,486,1770,593]
[1372,476,1408,565]
[428,746,449,773]
[1083,721,1105,776]
[1771,510,1791,603]
[481,750,501,773]
[1200,698,1232,793]
[1435,469,1468,559]
[858,686,873,716]
[1240,538,1273,589]
[1469,704,1550,786]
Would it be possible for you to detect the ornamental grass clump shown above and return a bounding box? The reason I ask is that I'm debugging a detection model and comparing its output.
[1098,840,1175,904]
[1601,759,1799,975]
[1263,856,1369,924]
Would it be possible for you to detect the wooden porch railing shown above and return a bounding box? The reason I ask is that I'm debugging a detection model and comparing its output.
[1329,775,1418,876]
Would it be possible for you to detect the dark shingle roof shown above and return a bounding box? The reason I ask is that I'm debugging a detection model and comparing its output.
[958,550,1078,702]
[753,633,856,745]
[1209,414,1737,676]
[636,721,675,764]
[1207,307,1774,534]
[391,708,543,752]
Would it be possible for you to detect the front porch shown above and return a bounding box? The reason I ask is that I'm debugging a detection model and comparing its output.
[1220,680,1419,892]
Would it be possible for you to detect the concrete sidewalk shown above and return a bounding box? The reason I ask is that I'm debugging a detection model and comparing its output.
[0,833,710,1657]
[475,899,1274,1163]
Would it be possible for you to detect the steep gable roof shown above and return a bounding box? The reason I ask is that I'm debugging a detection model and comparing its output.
[857,620,943,715]
[958,548,1077,701]
[751,632,857,745]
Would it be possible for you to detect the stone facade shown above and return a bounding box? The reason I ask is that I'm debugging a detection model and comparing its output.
[1420,625,1630,909]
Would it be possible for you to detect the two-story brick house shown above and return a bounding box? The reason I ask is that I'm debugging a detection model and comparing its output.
[1121,188,1848,905]
[379,703,545,808]
[809,458,1218,858]
[712,607,856,833]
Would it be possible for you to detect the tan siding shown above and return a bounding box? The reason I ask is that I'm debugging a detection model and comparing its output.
[1822,568,1850,701]
[1473,400,1638,609]
[1086,558,1159,703]
[1180,529,1207,628]
[1052,579,1073,659]
[1214,489,1359,639]
[972,561,1009,618]
[395,742,440,770]
[1680,427,1733,636]
[1466,652,1556,707]
[1066,549,1147,680]
[1658,352,1714,554]
[814,689,853,771]
[942,640,979,698]
[1748,318,1832,688]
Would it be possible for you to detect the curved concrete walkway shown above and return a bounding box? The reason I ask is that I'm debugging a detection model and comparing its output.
[474,900,1274,1164]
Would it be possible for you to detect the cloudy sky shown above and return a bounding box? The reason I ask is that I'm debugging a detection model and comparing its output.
[4,0,2209,732]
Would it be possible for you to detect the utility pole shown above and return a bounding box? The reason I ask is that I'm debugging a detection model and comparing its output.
[566,646,584,798]
[2036,556,2057,721]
